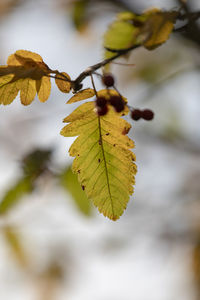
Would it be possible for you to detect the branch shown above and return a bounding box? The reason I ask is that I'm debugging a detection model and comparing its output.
[71,45,140,92]
[71,9,200,92]
[174,11,200,32]
[52,5,200,93]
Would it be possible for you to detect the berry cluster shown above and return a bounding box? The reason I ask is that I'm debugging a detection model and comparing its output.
[131,109,154,121]
[96,96,108,116]
[95,94,125,116]
[95,73,126,116]
[95,73,154,121]
[109,95,125,112]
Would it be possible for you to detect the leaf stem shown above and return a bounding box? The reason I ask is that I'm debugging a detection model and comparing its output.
[90,74,98,97]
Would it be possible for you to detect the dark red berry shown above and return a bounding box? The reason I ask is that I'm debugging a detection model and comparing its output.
[142,109,154,121]
[109,95,120,106]
[97,105,108,116]
[102,73,115,87]
[109,95,125,112]
[131,109,142,121]
[96,96,107,108]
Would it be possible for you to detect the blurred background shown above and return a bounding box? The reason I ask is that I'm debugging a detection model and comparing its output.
[0,0,200,299]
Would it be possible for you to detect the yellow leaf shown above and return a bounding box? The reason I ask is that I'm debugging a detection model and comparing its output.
[55,72,71,93]
[0,75,19,105]
[0,50,51,105]
[61,90,137,220]
[0,72,13,86]
[143,11,178,50]
[67,88,95,103]
[7,49,43,65]
[19,78,37,105]
[36,76,51,102]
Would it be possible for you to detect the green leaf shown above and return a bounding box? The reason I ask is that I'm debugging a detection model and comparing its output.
[72,0,89,31]
[104,20,137,59]
[117,11,137,21]
[61,89,137,221]
[60,166,91,216]
[103,9,178,59]
[0,177,33,215]
[0,149,52,215]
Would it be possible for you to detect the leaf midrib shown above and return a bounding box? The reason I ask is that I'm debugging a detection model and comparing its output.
[97,115,115,218]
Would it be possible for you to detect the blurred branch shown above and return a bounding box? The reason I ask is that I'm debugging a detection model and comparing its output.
[139,64,200,105]
[101,0,139,13]
[176,0,200,46]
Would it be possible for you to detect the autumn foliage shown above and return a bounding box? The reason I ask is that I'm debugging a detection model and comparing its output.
[0,7,196,220]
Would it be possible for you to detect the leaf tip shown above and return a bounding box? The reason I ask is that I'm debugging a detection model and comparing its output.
[111,215,119,221]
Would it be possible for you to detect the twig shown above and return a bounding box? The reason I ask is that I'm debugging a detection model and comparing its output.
[45,6,200,93]
[72,45,140,92]
[71,9,200,91]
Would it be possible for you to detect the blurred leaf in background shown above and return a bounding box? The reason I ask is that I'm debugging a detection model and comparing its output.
[0,177,33,215]
[192,234,200,300]
[72,0,89,31]
[104,9,178,59]
[64,0,137,32]
[36,262,65,300]
[60,166,92,217]
[2,226,28,268]
[0,0,23,19]
[104,12,137,59]
[0,149,52,215]
[21,148,52,178]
